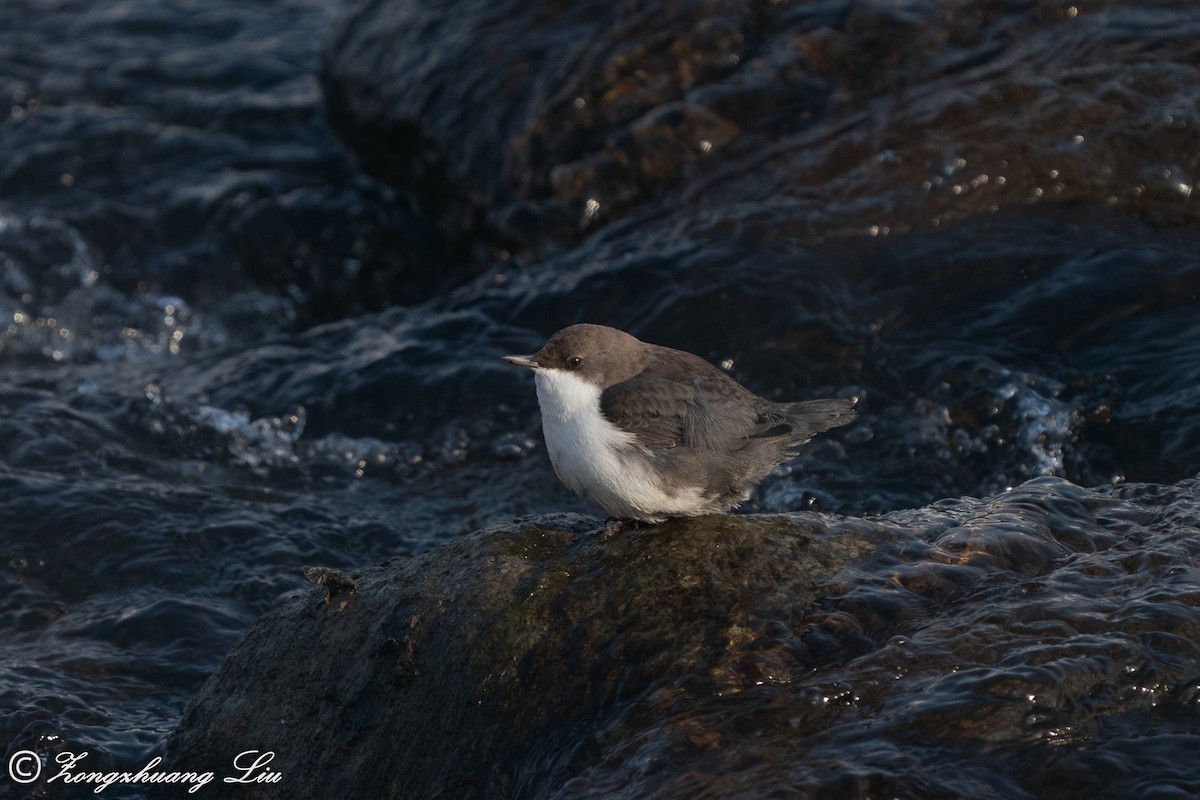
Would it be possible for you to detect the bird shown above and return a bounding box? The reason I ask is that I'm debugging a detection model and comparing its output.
[504,324,857,522]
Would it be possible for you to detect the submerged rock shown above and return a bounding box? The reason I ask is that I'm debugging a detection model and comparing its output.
[166,477,1200,798]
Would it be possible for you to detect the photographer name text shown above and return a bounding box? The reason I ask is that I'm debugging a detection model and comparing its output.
[8,748,281,794]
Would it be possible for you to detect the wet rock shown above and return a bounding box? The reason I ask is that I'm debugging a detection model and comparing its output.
[301,565,358,605]
[165,477,1200,797]
[164,511,887,798]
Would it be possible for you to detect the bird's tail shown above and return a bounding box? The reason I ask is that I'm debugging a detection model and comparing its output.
[780,397,858,445]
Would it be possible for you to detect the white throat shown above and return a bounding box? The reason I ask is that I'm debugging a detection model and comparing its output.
[534,368,603,421]
[532,368,703,520]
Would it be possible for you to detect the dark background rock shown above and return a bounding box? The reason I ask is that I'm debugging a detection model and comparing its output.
[320,0,1200,251]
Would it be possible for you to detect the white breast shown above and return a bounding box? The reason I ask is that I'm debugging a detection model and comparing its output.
[533,368,704,521]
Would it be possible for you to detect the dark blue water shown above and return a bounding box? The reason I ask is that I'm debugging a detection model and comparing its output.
[3,0,1200,796]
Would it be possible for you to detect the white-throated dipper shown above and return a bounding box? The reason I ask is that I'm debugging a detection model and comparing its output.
[504,324,857,522]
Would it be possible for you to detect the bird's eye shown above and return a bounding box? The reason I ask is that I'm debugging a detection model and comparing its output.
[567,356,583,369]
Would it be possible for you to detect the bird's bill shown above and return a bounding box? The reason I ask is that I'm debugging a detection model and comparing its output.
[503,354,539,369]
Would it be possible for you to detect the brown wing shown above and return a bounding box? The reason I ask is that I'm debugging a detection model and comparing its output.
[599,372,789,453]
